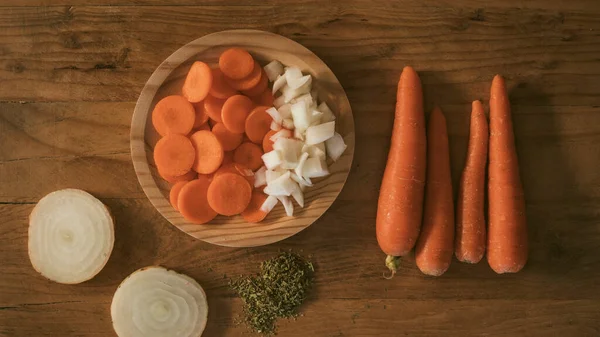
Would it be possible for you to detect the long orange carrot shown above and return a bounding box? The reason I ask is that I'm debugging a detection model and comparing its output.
[455,100,489,264]
[376,66,427,277]
[415,107,454,276]
[487,75,528,274]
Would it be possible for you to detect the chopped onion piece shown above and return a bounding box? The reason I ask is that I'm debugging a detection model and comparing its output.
[274,137,303,169]
[264,60,284,82]
[261,150,282,170]
[288,74,312,89]
[270,129,292,142]
[290,172,312,187]
[326,132,347,162]
[305,121,335,145]
[273,94,286,108]
[285,67,303,82]
[270,120,282,131]
[310,110,323,125]
[266,107,283,124]
[265,169,284,184]
[291,101,311,131]
[302,143,326,159]
[272,75,287,94]
[260,195,278,213]
[264,171,296,196]
[111,266,208,337]
[294,152,310,179]
[293,93,313,107]
[277,196,294,216]
[294,128,305,141]
[318,102,336,122]
[302,157,330,178]
[278,104,292,119]
[291,186,305,208]
[254,166,267,187]
[28,189,115,284]
[282,118,295,130]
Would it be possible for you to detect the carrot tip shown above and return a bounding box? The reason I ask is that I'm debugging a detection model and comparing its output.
[384,255,400,279]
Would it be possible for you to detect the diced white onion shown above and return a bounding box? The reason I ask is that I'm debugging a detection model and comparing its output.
[277,196,294,216]
[291,101,312,131]
[264,171,296,196]
[28,189,115,284]
[270,129,292,142]
[111,266,208,337]
[288,74,311,90]
[278,104,292,119]
[305,121,335,145]
[273,94,286,108]
[274,138,303,169]
[265,169,284,184]
[302,143,326,159]
[264,60,284,82]
[291,186,305,208]
[310,110,323,125]
[302,157,330,178]
[266,107,283,124]
[292,93,313,107]
[290,172,313,187]
[260,195,279,213]
[261,150,282,170]
[282,118,295,130]
[254,166,267,187]
[318,102,336,122]
[294,128,305,141]
[326,132,347,162]
[272,75,287,94]
[294,152,310,179]
[285,67,303,83]
[270,120,282,131]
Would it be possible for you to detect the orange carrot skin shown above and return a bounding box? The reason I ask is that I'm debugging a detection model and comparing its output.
[487,75,528,274]
[415,107,454,276]
[376,66,427,259]
[455,101,489,264]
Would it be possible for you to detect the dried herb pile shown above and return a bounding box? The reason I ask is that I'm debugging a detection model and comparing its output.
[229,251,314,335]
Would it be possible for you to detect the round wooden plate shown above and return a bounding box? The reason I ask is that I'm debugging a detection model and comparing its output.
[131,30,355,247]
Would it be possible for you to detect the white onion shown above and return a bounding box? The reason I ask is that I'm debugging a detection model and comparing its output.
[325,132,347,162]
[270,120,282,131]
[273,94,286,109]
[282,118,295,130]
[254,166,267,187]
[294,152,310,179]
[284,67,303,83]
[292,93,313,107]
[265,169,284,184]
[294,128,305,141]
[302,143,326,159]
[291,101,311,131]
[272,75,287,94]
[305,121,335,145]
[288,74,311,90]
[264,171,296,196]
[274,138,303,169]
[291,172,313,187]
[278,104,292,119]
[264,60,284,82]
[111,266,208,337]
[260,195,278,213]
[270,129,292,142]
[28,189,114,284]
[277,196,294,216]
[291,186,305,208]
[261,150,282,170]
[318,102,336,122]
[266,107,283,124]
[302,157,330,178]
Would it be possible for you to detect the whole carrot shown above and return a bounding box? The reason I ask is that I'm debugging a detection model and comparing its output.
[455,100,489,264]
[376,66,427,277]
[487,75,528,273]
[415,107,454,276]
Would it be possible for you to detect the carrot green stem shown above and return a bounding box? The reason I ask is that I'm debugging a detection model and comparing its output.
[384,255,400,279]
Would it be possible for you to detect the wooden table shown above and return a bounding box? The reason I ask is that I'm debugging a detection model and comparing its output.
[2,1,599,336]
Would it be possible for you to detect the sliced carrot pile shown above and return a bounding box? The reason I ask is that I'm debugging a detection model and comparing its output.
[219,48,255,80]
[226,62,262,91]
[245,106,273,144]
[189,130,224,174]
[209,68,238,99]
[242,190,269,223]
[153,47,276,224]
[207,172,252,216]
[234,142,264,171]
[169,181,188,211]
[262,130,277,153]
[212,122,243,151]
[204,95,226,123]
[182,61,212,103]
[152,95,196,136]
[222,95,254,134]
[192,102,209,128]
[178,176,217,224]
[154,134,196,177]
[243,69,268,97]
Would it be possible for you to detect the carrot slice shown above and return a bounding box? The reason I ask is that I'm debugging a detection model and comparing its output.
[159,169,197,184]
[178,176,217,224]
[209,68,238,99]
[182,61,213,103]
[219,48,255,80]
[262,130,277,153]
[226,62,262,91]
[169,181,188,211]
[242,69,268,97]
[207,172,252,216]
[189,130,224,174]
[214,162,255,186]
[212,122,244,151]
[152,95,196,136]
[245,106,273,144]
[222,151,234,165]
[242,190,269,223]
[154,134,196,177]
[192,102,210,128]
[251,89,274,107]
[203,95,226,123]
[233,142,263,171]
[222,95,254,134]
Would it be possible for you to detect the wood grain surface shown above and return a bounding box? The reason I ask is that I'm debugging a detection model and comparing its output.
[131,30,354,247]
[2,1,600,336]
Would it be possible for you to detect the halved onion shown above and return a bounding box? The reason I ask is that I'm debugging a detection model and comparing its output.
[28,189,114,284]
[111,266,208,337]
